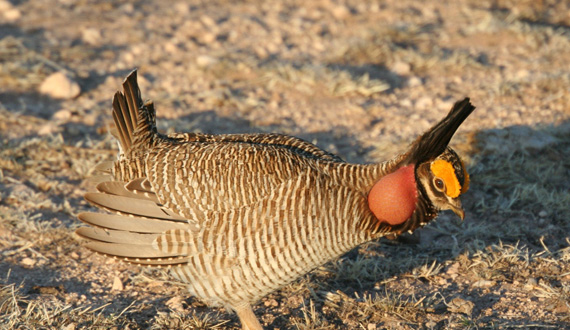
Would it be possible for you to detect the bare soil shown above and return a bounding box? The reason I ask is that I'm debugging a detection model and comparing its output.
[1,0,569,329]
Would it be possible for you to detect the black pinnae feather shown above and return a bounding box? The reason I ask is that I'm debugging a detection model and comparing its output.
[406,98,475,164]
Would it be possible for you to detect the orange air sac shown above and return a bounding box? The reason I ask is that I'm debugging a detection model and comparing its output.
[367,164,417,225]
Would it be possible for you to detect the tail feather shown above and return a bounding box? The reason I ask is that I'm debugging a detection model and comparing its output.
[96,181,160,203]
[406,98,475,164]
[111,69,155,153]
[78,212,190,233]
[112,91,134,152]
[76,227,156,245]
[84,192,186,221]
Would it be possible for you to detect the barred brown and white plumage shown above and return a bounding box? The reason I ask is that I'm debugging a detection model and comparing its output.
[76,70,475,330]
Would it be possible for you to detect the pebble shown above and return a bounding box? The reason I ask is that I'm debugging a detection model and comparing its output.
[38,123,58,135]
[400,99,412,107]
[22,257,36,267]
[53,109,72,121]
[39,72,81,99]
[62,323,76,330]
[200,15,216,28]
[414,96,433,109]
[111,276,124,291]
[81,28,102,46]
[0,0,21,21]
[329,4,350,19]
[472,279,495,288]
[407,76,422,87]
[196,55,218,68]
[263,298,279,307]
[391,61,411,75]
[437,99,454,111]
[198,32,217,44]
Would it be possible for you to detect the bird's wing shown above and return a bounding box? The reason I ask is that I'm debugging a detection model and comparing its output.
[144,139,328,220]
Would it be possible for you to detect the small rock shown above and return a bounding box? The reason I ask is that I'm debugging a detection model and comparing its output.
[200,15,216,28]
[0,0,21,21]
[81,28,102,46]
[53,109,72,121]
[120,3,134,13]
[111,276,123,291]
[38,123,58,136]
[400,99,412,107]
[437,99,455,111]
[198,32,217,44]
[425,320,437,329]
[62,323,76,330]
[21,257,36,267]
[4,8,21,21]
[254,45,268,59]
[263,298,278,307]
[196,55,218,68]
[39,72,81,99]
[329,4,350,19]
[448,297,474,315]
[391,61,411,75]
[407,76,422,87]
[367,323,377,330]
[164,41,179,54]
[174,2,190,14]
[472,280,495,288]
[0,0,12,11]
[514,69,529,80]
[538,210,548,218]
[415,96,433,109]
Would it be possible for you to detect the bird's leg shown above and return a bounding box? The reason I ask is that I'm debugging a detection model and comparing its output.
[235,305,263,330]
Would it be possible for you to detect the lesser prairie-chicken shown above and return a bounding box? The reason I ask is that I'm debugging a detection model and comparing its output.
[76,70,474,329]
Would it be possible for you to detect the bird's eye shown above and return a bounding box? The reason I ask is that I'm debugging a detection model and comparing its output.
[434,178,445,191]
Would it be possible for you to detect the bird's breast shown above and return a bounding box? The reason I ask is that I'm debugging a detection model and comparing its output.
[367,164,417,225]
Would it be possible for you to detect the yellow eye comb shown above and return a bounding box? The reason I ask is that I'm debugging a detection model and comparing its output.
[430,159,464,198]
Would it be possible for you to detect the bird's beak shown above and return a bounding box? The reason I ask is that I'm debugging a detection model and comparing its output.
[449,199,465,220]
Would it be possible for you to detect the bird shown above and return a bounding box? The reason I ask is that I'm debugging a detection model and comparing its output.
[76,69,474,330]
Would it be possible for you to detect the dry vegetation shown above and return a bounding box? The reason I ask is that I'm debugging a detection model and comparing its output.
[1,0,569,329]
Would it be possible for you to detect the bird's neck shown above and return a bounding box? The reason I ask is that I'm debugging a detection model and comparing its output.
[367,164,418,225]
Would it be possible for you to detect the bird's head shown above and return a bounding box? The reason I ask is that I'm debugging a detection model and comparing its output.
[367,98,474,234]
[415,147,470,220]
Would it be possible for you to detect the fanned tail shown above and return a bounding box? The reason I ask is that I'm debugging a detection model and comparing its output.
[76,179,199,267]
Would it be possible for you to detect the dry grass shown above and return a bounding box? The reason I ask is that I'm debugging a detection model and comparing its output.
[1,0,569,329]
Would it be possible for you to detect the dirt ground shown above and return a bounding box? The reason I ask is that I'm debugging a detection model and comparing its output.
[1,0,569,329]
